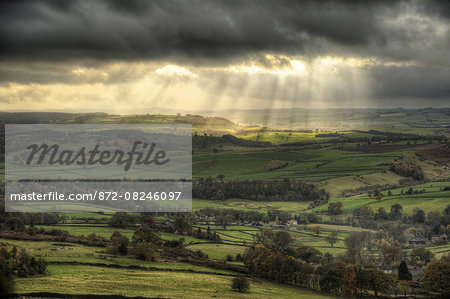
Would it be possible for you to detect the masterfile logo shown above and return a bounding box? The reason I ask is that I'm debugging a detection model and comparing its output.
[26,141,170,171]
[5,124,191,180]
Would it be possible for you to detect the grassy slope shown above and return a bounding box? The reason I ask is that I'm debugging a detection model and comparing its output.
[17,265,333,299]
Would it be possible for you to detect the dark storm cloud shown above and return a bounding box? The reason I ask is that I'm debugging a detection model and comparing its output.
[1,0,448,64]
[370,65,450,100]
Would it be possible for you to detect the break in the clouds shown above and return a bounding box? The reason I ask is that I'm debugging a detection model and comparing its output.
[0,0,449,112]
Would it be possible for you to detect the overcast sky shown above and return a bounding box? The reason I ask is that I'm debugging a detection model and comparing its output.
[0,0,449,113]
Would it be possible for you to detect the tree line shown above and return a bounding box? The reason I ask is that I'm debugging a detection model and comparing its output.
[193,178,329,202]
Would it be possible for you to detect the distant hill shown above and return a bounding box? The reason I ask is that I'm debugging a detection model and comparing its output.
[176,116,236,127]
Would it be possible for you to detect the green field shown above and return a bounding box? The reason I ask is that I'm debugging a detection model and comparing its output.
[193,198,312,213]
[313,187,450,215]
[17,265,333,299]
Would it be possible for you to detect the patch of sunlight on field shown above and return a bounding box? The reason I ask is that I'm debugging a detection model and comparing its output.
[320,171,404,197]
[17,265,333,299]
[236,131,323,145]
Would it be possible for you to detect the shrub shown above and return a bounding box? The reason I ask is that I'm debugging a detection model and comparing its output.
[231,276,250,293]
[135,242,158,261]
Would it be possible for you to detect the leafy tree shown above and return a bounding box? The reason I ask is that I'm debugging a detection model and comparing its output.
[412,208,426,223]
[326,231,339,248]
[359,206,374,219]
[256,230,293,252]
[108,231,129,255]
[381,241,403,265]
[108,212,137,228]
[398,261,412,281]
[422,260,450,297]
[296,245,323,263]
[427,211,441,227]
[319,264,344,295]
[409,247,434,265]
[397,280,410,297]
[344,232,367,264]
[215,214,232,229]
[375,207,389,220]
[132,227,162,248]
[279,256,302,284]
[231,276,250,293]
[134,241,158,261]
[174,215,193,234]
[373,189,383,200]
[327,202,343,215]
[390,204,403,220]
[365,268,396,298]
[343,265,357,297]
[311,225,322,236]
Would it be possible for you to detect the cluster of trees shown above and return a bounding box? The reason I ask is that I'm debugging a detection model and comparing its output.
[422,260,450,297]
[353,204,450,236]
[389,161,424,180]
[0,213,60,231]
[0,246,47,293]
[327,202,343,215]
[353,204,404,222]
[193,178,329,202]
[192,226,221,241]
[244,228,450,297]
[0,224,111,247]
[0,246,47,278]
[106,231,129,255]
[131,227,162,262]
[243,243,403,297]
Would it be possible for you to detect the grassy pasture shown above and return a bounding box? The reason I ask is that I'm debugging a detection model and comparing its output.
[313,187,450,215]
[158,232,209,244]
[17,265,333,299]
[193,198,312,213]
[193,147,403,182]
[236,131,323,145]
[0,238,101,257]
[367,192,450,214]
[319,171,405,197]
